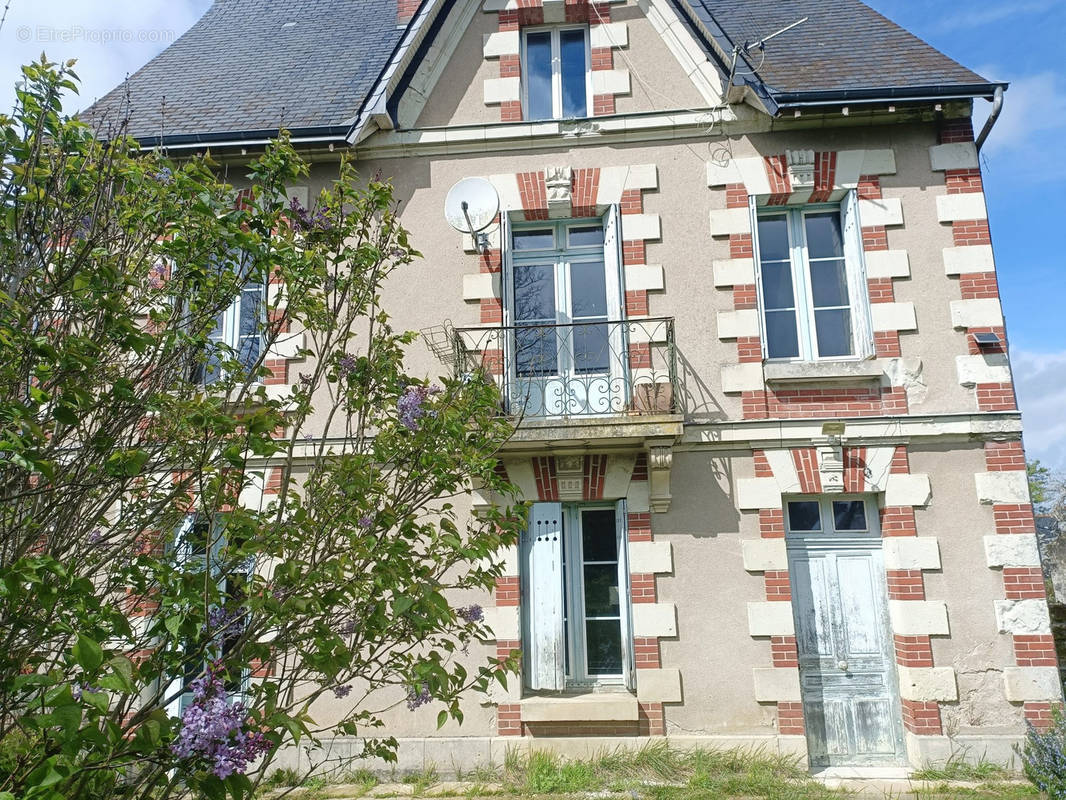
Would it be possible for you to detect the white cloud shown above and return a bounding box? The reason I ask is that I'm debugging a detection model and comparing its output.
[1013,349,1066,470]
[0,1,209,113]
[972,69,1066,183]
[931,1,1056,31]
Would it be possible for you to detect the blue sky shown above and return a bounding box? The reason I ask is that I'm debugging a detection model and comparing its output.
[2,1,1063,465]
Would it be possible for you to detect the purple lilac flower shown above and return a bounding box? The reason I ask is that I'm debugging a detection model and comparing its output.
[338,354,357,377]
[337,617,358,636]
[171,665,271,779]
[396,384,440,431]
[456,605,484,624]
[88,529,103,545]
[357,515,373,529]
[406,682,432,711]
[332,684,353,699]
[204,606,245,634]
[154,167,174,184]
[299,372,313,385]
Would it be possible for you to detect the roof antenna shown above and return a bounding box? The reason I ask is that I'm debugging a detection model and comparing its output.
[727,16,809,89]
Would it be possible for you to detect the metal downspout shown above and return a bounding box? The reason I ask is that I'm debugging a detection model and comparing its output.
[976,85,1004,151]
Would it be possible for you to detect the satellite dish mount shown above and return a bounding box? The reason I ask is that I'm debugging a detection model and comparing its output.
[444,178,500,255]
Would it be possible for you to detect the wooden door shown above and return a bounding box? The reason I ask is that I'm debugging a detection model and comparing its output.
[786,498,905,767]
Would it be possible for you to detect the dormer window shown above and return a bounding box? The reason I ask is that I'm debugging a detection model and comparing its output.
[522,26,590,120]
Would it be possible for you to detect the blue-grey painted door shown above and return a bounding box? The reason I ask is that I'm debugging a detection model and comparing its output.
[785,498,905,768]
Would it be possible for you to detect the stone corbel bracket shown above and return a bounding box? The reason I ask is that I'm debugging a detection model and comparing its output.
[645,437,675,513]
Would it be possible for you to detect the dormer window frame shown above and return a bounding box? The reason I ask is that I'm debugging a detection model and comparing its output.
[520,24,593,121]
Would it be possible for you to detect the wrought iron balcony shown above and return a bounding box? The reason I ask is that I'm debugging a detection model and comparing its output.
[452,318,677,419]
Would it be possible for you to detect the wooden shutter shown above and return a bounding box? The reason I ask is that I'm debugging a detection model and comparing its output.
[604,205,628,407]
[747,194,769,360]
[615,499,635,690]
[522,502,565,690]
[841,190,874,358]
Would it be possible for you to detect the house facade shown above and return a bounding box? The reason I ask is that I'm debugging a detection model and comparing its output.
[89,0,1057,773]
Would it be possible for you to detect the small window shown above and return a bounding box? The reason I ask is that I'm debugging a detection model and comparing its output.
[521,501,633,690]
[522,27,590,121]
[195,253,266,384]
[785,497,875,536]
[754,192,871,361]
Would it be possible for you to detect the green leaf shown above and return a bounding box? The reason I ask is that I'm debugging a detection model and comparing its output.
[51,405,78,426]
[72,634,103,672]
[436,709,448,730]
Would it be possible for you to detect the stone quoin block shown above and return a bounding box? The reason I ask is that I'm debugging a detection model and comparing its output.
[883,537,941,571]
[950,298,1004,330]
[629,541,673,574]
[897,666,959,702]
[957,354,1012,387]
[943,245,995,275]
[736,477,783,510]
[632,603,677,637]
[636,668,683,703]
[929,141,980,171]
[741,538,788,572]
[884,474,932,507]
[1003,667,1063,702]
[936,192,988,223]
[888,600,949,636]
[712,257,756,287]
[752,667,802,702]
[975,471,1030,505]
[994,599,1051,635]
[984,534,1041,568]
[747,601,795,637]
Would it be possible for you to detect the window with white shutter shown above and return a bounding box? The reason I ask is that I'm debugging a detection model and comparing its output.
[521,501,632,689]
[750,190,873,362]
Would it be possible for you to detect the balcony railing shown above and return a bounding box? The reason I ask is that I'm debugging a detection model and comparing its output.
[453,318,677,419]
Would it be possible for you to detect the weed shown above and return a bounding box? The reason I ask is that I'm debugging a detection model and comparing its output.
[912,752,1013,782]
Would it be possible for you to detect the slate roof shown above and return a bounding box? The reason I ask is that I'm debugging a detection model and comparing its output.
[683,0,997,107]
[84,0,1000,146]
[82,0,404,145]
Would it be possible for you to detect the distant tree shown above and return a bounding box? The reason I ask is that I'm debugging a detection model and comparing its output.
[1030,460,1052,507]
[0,60,521,799]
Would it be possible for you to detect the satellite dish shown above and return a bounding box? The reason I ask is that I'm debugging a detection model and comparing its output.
[445,178,499,253]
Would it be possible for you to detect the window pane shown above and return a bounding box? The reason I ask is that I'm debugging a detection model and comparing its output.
[760,261,795,310]
[757,216,789,261]
[809,259,849,308]
[833,501,868,531]
[788,501,822,531]
[804,212,844,259]
[573,322,609,374]
[581,509,617,561]
[765,310,800,359]
[583,564,620,616]
[513,263,555,321]
[559,29,588,118]
[814,308,853,357]
[569,225,604,247]
[585,619,622,674]
[515,325,557,376]
[237,335,260,370]
[525,32,553,120]
[570,260,607,318]
[513,228,554,250]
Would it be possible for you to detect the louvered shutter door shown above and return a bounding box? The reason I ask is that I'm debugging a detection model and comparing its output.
[841,190,874,358]
[603,205,627,410]
[615,499,635,690]
[747,194,770,360]
[523,502,565,690]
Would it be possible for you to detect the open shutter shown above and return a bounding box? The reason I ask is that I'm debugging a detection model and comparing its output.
[500,213,515,413]
[841,190,874,358]
[523,502,565,690]
[604,204,628,409]
[615,499,635,690]
[747,195,769,360]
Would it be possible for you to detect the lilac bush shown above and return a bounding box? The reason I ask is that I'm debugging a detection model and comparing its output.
[456,604,484,623]
[171,666,271,779]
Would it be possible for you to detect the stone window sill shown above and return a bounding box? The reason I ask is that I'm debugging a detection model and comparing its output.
[763,359,883,384]
[520,692,638,723]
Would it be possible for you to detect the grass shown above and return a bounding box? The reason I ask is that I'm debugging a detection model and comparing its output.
[498,740,840,798]
[911,753,1013,782]
[261,742,1041,799]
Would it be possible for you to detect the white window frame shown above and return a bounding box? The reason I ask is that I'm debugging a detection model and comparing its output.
[502,213,627,417]
[783,495,881,539]
[201,254,267,385]
[750,190,874,363]
[520,25,593,121]
[164,514,251,717]
[521,500,634,691]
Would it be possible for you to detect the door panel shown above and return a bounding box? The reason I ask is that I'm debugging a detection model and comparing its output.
[789,538,904,767]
